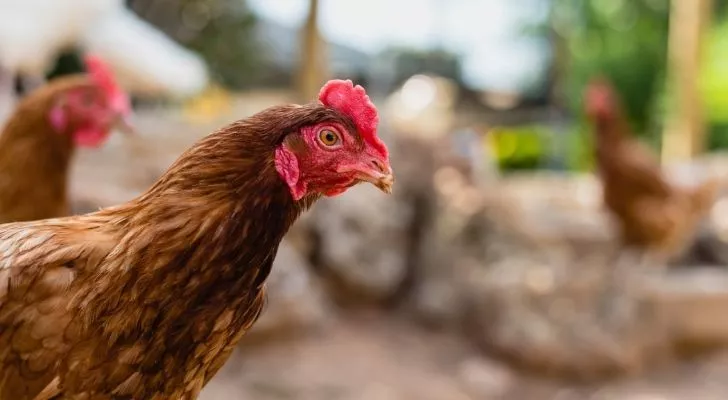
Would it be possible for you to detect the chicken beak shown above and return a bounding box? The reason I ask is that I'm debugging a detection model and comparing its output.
[356,160,394,194]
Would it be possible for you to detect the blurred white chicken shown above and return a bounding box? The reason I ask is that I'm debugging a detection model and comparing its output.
[82,5,209,98]
[0,0,208,118]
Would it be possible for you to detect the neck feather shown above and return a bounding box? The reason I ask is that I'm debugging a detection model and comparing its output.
[0,78,90,221]
[82,118,320,346]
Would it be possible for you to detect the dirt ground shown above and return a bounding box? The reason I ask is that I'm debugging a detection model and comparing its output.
[198,312,728,400]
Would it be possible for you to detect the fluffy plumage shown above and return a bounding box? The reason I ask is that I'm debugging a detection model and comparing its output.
[0,81,392,399]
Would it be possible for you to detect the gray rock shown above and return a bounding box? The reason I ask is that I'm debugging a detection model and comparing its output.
[413,169,728,379]
[311,184,412,304]
[245,240,330,342]
[646,266,728,348]
[411,174,544,328]
[464,251,673,379]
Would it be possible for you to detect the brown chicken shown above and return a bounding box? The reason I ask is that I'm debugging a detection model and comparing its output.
[0,79,393,399]
[585,78,719,261]
[0,55,133,223]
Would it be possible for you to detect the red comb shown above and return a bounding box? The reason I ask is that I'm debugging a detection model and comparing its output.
[83,54,129,113]
[84,54,120,94]
[584,77,618,120]
[318,79,387,158]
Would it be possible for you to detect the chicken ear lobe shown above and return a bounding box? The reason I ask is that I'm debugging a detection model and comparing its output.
[274,145,307,200]
[49,101,68,133]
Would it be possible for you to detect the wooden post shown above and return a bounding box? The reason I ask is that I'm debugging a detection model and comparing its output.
[297,0,328,101]
[661,0,713,163]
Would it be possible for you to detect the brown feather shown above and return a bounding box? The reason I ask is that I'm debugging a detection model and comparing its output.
[0,76,96,224]
[0,102,354,399]
[586,79,719,259]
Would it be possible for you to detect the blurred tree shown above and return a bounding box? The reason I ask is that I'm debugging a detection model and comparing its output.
[128,0,265,90]
[526,0,728,169]
[661,0,713,162]
[547,0,670,138]
[716,0,728,14]
[297,0,327,101]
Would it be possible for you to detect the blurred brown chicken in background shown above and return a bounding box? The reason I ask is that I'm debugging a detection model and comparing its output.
[0,55,133,224]
[585,78,721,262]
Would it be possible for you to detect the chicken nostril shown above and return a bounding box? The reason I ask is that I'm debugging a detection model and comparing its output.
[370,159,386,173]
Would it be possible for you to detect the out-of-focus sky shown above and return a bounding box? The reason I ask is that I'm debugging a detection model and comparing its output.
[248,0,551,92]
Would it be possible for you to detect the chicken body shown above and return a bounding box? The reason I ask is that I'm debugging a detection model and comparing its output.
[586,79,719,260]
[0,78,88,223]
[0,120,309,400]
[0,81,392,399]
[0,61,131,225]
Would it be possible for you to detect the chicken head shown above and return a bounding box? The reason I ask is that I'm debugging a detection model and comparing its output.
[48,54,133,148]
[584,77,621,123]
[275,79,394,200]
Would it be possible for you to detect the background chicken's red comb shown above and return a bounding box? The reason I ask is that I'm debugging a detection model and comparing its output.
[83,54,122,97]
[83,53,129,112]
[585,77,618,120]
[318,79,388,158]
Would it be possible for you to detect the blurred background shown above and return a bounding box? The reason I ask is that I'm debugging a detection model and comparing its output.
[7,0,728,398]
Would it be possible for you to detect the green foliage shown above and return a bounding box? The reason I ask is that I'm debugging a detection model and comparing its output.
[708,124,728,150]
[126,0,265,89]
[563,122,595,171]
[549,0,670,136]
[489,125,552,171]
[180,0,263,89]
[699,14,728,150]
[702,17,728,124]
[516,0,728,169]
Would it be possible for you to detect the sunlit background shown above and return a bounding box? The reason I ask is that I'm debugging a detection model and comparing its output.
[4,0,728,398]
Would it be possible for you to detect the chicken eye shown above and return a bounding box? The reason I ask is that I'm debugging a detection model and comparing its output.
[318,129,340,147]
